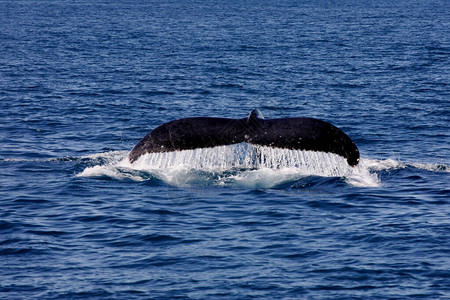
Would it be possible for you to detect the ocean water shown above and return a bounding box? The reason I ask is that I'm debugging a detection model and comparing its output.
[1,0,449,298]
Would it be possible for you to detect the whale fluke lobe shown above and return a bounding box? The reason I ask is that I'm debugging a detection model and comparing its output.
[129,110,360,166]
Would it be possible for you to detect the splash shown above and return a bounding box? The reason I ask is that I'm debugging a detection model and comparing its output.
[131,143,357,175]
[362,158,450,173]
[77,144,382,188]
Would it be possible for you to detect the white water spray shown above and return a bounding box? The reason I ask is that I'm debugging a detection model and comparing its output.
[76,145,382,187]
[123,143,380,187]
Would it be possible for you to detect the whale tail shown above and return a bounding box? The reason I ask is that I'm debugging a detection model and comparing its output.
[129,109,360,166]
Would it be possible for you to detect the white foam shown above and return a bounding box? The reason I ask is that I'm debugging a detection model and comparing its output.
[3,150,128,163]
[361,157,450,173]
[124,144,380,188]
[75,151,141,180]
[345,159,381,187]
[362,158,404,171]
[409,162,449,173]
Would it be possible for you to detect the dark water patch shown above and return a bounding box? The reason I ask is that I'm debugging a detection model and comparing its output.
[105,233,188,248]
[131,207,186,216]
[304,199,358,211]
[0,221,15,231]
[13,198,51,204]
[72,215,112,223]
[67,91,101,97]
[210,83,244,89]
[330,83,369,89]
[142,233,182,243]
[25,230,67,237]
[0,238,23,246]
[282,250,323,260]
[0,248,47,256]
[0,284,47,296]
[141,90,175,96]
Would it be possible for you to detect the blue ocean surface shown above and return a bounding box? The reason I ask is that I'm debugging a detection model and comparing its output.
[1,0,449,298]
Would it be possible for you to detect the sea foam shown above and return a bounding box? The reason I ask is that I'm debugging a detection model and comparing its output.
[78,144,382,188]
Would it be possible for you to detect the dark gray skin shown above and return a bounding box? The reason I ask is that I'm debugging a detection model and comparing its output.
[129,109,360,166]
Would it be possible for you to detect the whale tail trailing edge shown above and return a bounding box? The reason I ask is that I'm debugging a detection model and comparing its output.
[129,109,360,166]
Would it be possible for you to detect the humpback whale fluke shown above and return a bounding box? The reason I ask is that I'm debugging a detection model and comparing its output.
[129,109,360,166]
